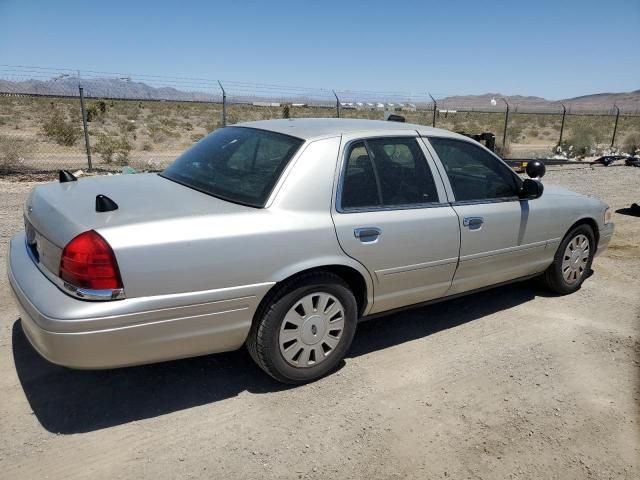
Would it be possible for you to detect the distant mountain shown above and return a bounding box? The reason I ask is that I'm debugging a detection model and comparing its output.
[0,77,638,112]
[437,91,640,112]
[561,90,640,111]
[0,77,220,102]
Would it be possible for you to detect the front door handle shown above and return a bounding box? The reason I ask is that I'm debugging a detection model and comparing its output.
[463,217,484,230]
[354,227,382,243]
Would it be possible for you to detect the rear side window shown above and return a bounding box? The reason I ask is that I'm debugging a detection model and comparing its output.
[341,142,381,209]
[162,127,303,207]
[428,137,520,202]
[340,137,440,210]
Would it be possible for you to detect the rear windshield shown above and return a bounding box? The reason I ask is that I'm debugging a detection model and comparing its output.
[161,127,304,207]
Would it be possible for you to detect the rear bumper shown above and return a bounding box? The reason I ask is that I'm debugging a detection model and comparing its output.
[8,232,274,369]
[596,223,614,256]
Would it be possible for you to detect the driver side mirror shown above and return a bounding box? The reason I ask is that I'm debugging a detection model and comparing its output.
[520,160,545,199]
[520,178,544,199]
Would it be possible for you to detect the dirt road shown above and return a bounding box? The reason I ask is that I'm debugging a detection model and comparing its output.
[0,166,638,479]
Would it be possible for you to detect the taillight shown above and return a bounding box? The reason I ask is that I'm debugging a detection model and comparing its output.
[59,230,123,291]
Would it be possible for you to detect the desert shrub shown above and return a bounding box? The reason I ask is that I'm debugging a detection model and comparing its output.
[159,117,179,128]
[42,109,81,146]
[507,124,523,142]
[117,118,137,133]
[496,139,511,157]
[93,133,132,165]
[85,104,98,122]
[565,125,599,157]
[147,123,179,143]
[0,135,33,172]
[553,140,574,158]
[204,120,220,132]
[622,132,640,155]
[141,142,153,151]
[85,100,108,122]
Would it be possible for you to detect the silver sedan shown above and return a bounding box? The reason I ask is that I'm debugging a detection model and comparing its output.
[8,119,614,383]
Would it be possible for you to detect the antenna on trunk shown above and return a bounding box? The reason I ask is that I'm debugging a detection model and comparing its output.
[59,170,77,183]
[95,194,118,212]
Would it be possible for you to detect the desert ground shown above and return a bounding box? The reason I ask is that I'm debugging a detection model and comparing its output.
[0,165,638,479]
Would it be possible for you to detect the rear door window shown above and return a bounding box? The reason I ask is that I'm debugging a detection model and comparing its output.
[340,137,440,210]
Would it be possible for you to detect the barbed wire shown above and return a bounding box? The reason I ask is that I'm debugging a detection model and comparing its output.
[0,64,638,115]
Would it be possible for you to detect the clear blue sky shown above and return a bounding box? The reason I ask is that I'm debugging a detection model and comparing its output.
[1,0,638,99]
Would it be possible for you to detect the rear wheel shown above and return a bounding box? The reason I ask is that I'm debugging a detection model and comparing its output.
[542,224,595,295]
[247,273,358,384]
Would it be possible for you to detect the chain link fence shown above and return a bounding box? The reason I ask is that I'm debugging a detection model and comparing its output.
[1,66,639,174]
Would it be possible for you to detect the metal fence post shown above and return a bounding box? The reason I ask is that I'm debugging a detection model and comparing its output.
[428,93,437,127]
[218,81,226,127]
[333,90,341,118]
[611,105,620,148]
[559,103,567,145]
[498,97,510,153]
[78,85,92,171]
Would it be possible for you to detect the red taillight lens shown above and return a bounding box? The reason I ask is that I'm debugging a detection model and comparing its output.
[59,231,123,291]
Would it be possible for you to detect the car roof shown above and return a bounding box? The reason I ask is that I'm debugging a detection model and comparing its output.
[234,118,465,141]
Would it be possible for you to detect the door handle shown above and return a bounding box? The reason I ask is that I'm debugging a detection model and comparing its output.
[463,217,484,230]
[354,227,382,243]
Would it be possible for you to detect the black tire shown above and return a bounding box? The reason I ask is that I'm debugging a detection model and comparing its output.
[541,224,595,295]
[246,272,358,384]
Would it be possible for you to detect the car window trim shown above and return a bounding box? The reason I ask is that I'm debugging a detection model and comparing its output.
[421,135,523,204]
[362,140,385,205]
[336,136,447,213]
[451,197,521,206]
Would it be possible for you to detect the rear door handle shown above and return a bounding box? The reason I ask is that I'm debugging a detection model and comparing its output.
[463,217,484,230]
[354,227,382,243]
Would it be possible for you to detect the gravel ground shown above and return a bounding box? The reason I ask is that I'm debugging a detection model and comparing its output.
[0,165,638,479]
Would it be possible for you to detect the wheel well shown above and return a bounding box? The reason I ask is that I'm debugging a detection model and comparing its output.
[568,217,599,248]
[257,266,369,319]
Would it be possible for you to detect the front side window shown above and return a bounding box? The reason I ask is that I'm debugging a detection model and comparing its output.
[162,127,304,207]
[428,137,520,202]
[340,137,440,210]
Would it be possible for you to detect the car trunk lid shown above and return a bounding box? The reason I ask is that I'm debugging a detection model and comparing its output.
[24,173,254,277]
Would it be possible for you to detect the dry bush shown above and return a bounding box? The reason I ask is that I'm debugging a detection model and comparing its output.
[622,132,640,155]
[0,135,33,172]
[41,109,81,146]
[93,133,132,165]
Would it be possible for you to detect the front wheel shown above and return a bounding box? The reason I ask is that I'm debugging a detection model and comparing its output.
[541,224,595,295]
[246,273,358,384]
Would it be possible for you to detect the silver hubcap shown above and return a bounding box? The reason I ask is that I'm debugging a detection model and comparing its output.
[279,292,345,368]
[561,234,590,285]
